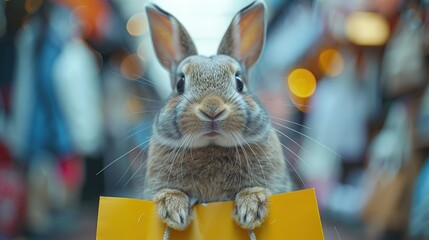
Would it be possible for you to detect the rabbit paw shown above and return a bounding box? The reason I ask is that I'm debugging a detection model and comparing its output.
[233,187,270,230]
[154,189,192,230]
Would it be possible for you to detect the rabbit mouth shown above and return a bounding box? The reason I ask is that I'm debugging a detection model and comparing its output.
[204,131,220,137]
[201,121,222,137]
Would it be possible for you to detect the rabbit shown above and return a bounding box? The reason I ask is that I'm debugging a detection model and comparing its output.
[143,0,294,232]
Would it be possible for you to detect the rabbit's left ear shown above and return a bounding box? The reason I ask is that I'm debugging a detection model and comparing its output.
[217,1,266,69]
[146,4,198,70]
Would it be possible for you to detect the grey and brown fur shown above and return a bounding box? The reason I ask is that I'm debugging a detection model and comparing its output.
[144,1,293,231]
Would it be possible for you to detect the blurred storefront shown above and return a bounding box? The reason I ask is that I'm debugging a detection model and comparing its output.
[0,0,428,239]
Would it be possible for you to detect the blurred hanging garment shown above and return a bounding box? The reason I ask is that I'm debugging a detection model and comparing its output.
[381,9,426,98]
[52,33,103,156]
[362,159,419,238]
[8,11,71,159]
[7,5,103,160]
[416,85,429,148]
[298,64,370,207]
[363,101,418,238]
[368,102,413,175]
[300,66,370,167]
[408,158,429,238]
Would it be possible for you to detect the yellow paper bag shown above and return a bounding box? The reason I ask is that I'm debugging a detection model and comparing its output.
[96,188,324,240]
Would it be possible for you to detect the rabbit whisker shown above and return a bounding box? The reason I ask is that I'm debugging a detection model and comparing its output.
[115,142,147,188]
[241,126,310,188]
[271,121,343,160]
[133,75,173,96]
[237,133,268,188]
[272,128,311,168]
[242,125,276,171]
[120,121,152,139]
[228,132,243,189]
[226,92,236,102]
[111,133,165,190]
[231,132,255,186]
[258,95,313,108]
[184,134,197,182]
[110,70,172,96]
[150,129,193,190]
[269,116,312,131]
[165,141,184,186]
[227,91,241,103]
[122,158,146,190]
[126,134,172,191]
[97,141,146,175]
[166,132,193,186]
[131,94,162,103]
[246,89,258,96]
[177,133,194,185]
[185,90,199,105]
[243,124,308,187]
[120,125,153,144]
[182,95,195,105]
[146,135,179,191]
[119,109,160,119]
[282,155,307,188]
[270,122,308,154]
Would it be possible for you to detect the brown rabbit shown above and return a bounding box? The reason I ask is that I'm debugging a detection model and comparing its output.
[143,1,293,232]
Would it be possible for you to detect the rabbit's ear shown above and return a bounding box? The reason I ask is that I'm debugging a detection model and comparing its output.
[218,1,265,69]
[146,4,197,69]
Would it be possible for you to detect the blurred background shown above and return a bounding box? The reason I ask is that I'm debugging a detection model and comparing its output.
[0,0,428,239]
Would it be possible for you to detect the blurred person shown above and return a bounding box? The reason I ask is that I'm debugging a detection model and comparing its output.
[0,1,27,237]
[6,0,103,236]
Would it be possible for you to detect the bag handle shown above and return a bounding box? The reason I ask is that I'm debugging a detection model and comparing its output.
[162,227,257,240]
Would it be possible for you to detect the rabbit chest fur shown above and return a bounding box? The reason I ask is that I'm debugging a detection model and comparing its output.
[143,129,291,202]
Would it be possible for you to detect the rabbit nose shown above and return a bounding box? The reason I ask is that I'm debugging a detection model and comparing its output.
[199,108,225,120]
[198,95,227,120]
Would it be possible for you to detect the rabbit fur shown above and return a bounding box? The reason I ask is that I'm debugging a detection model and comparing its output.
[143,1,294,231]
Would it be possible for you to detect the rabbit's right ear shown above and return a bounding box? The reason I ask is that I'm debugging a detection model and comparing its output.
[146,4,197,70]
[218,1,265,69]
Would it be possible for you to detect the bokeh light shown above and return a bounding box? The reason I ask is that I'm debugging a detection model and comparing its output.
[59,0,111,40]
[287,68,317,98]
[3,1,428,239]
[71,5,93,38]
[126,95,145,121]
[120,54,145,80]
[25,0,43,13]
[318,48,344,77]
[126,13,148,37]
[345,11,389,46]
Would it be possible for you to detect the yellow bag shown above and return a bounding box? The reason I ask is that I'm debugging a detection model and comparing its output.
[96,189,323,240]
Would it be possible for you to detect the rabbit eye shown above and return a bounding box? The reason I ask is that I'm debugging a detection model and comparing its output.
[177,73,185,94]
[235,73,244,92]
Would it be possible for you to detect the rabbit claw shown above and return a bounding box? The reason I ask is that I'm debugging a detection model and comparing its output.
[154,189,192,230]
[233,187,270,230]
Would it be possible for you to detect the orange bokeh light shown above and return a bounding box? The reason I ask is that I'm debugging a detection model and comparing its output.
[318,49,344,77]
[345,12,389,46]
[120,54,145,80]
[287,68,317,98]
[127,13,149,37]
